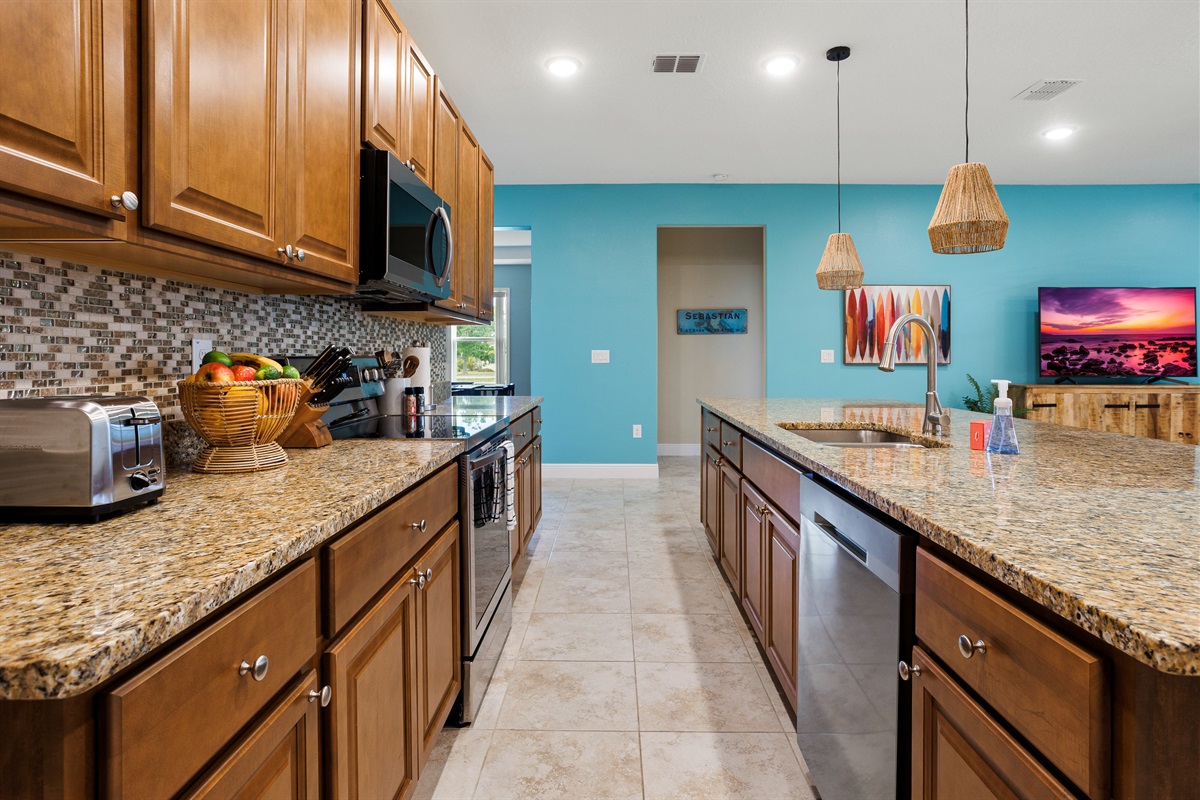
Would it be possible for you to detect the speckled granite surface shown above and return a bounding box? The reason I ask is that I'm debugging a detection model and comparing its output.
[0,439,464,700]
[699,398,1200,676]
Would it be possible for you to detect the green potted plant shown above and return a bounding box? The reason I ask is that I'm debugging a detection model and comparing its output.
[962,374,1030,415]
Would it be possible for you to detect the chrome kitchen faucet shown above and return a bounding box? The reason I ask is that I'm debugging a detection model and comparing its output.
[878,313,950,436]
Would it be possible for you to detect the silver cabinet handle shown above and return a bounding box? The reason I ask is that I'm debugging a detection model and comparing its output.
[722,440,736,447]
[957,635,987,659]
[515,432,528,438]
[534,418,542,424]
[459,302,468,309]
[898,660,922,681]
[706,427,717,432]
[757,505,771,515]
[110,191,139,210]
[410,572,427,589]
[239,655,269,681]
[308,685,332,707]
[411,519,427,532]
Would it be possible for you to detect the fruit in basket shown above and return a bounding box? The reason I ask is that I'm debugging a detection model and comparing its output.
[196,363,235,382]
[201,350,234,367]
[254,365,282,381]
[282,365,301,380]
[231,365,258,382]
[229,353,285,373]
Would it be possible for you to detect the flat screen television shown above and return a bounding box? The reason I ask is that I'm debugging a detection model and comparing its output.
[1038,287,1198,379]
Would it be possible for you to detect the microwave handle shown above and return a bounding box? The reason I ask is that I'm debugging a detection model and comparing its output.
[430,205,453,289]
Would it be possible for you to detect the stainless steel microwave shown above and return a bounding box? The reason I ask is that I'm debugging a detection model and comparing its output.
[358,148,453,303]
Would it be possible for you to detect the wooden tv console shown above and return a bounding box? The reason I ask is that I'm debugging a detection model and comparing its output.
[1011,384,1199,445]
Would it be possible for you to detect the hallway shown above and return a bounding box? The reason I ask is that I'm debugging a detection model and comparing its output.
[414,457,816,800]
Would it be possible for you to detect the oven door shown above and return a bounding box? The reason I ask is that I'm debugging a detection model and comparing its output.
[462,444,512,655]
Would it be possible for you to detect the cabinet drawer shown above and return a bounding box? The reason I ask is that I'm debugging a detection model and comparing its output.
[915,550,1109,799]
[702,409,721,451]
[324,462,459,637]
[532,407,543,438]
[741,437,803,524]
[719,421,742,468]
[511,411,534,453]
[104,560,318,800]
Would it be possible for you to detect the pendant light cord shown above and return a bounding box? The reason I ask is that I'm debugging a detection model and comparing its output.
[964,0,970,163]
[836,59,842,232]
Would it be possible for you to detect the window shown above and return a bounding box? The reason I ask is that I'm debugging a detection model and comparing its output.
[452,289,509,384]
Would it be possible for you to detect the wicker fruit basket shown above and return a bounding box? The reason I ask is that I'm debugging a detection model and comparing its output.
[177,379,304,473]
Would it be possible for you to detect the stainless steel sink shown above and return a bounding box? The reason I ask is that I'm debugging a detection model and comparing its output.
[788,428,931,448]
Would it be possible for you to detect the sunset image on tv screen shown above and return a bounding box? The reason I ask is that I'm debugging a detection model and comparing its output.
[1039,287,1197,378]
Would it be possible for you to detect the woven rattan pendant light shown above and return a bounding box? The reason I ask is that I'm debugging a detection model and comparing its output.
[928,0,1009,254]
[816,46,864,290]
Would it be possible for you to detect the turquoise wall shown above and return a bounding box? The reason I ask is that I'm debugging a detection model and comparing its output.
[494,263,532,395]
[495,184,1200,465]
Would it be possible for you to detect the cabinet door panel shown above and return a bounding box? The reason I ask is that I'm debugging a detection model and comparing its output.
[739,481,767,641]
[1083,393,1133,435]
[453,123,479,316]
[432,82,461,311]
[325,573,418,800]
[766,509,799,711]
[416,523,461,765]
[530,436,543,531]
[1131,393,1172,441]
[477,151,495,320]
[362,0,403,153]
[181,673,320,800]
[0,0,129,218]
[402,39,433,184]
[145,0,286,258]
[719,463,740,589]
[911,647,1074,800]
[702,448,720,557]
[285,0,358,284]
[518,454,533,550]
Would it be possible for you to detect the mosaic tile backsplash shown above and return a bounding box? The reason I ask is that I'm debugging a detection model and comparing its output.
[0,251,449,421]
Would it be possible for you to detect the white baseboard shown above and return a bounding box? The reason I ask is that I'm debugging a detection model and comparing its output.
[543,463,660,480]
[657,443,701,457]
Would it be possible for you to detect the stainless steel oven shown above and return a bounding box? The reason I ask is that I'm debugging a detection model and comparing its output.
[455,431,513,724]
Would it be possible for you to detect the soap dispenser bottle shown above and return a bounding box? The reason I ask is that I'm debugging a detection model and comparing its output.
[986,379,1020,454]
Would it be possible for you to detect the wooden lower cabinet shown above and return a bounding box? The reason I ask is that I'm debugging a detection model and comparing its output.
[739,481,768,641]
[415,524,461,765]
[530,436,543,530]
[181,673,321,800]
[911,646,1074,800]
[516,449,532,554]
[764,506,799,712]
[701,447,721,556]
[718,462,741,590]
[324,567,419,800]
[1012,384,1199,445]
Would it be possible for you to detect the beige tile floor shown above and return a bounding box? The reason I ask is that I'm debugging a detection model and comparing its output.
[414,457,818,800]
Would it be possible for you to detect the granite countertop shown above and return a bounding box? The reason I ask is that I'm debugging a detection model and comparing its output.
[0,439,467,701]
[699,398,1200,676]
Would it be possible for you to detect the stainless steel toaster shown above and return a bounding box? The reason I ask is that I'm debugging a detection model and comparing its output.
[0,395,165,521]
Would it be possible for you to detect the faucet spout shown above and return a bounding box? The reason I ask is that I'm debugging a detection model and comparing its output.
[878,313,950,436]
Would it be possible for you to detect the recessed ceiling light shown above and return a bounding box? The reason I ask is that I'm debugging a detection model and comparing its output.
[546,57,580,77]
[1042,126,1077,140]
[764,55,798,76]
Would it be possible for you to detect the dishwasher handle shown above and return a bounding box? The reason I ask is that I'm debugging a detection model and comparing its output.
[811,515,868,564]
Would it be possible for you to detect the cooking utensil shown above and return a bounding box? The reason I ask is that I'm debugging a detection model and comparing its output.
[402,355,420,378]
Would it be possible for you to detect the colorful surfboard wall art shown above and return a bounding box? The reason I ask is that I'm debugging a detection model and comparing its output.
[843,285,951,365]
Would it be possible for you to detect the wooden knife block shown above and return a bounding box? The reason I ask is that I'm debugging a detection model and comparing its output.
[279,402,332,448]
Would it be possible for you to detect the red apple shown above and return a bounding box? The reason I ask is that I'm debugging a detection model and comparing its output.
[231,365,257,381]
[195,363,235,382]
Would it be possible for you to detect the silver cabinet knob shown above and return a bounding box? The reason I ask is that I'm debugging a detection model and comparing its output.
[957,635,987,659]
[722,440,736,447]
[110,191,139,210]
[411,519,427,532]
[294,248,306,262]
[239,655,269,681]
[277,247,288,257]
[706,427,717,432]
[423,568,433,582]
[757,505,771,515]
[898,660,922,681]
[515,432,527,438]
[410,571,427,589]
[534,418,542,424]
[308,685,332,707]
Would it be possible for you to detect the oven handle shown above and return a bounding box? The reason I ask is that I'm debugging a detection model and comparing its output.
[468,446,509,471]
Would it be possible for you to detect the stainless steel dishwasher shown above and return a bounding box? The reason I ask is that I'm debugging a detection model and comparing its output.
[795,473,915,800]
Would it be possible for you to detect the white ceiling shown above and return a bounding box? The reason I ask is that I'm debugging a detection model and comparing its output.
[394,1,1200,186]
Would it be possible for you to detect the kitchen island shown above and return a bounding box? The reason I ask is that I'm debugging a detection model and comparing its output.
[699,397,1199,800]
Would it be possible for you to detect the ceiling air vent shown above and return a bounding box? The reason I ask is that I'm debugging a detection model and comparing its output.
[651,54,704,74]
[1013,79,1082,101]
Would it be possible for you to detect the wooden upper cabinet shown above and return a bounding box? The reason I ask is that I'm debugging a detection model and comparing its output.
[0,0,132,220]
[284,0,359,285]
[432,80,462,311]
[402,38,434,185]
[477,150,495,320]
[453,123,480,316]
[144,0,287,259]
[362,0,405,153]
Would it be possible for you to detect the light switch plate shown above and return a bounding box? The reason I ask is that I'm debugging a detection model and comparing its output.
[591,349,610,364]
[191,338,213,373]
[820,349,835,363]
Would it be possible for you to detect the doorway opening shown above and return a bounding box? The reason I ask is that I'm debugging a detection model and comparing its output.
[657,226,766,455]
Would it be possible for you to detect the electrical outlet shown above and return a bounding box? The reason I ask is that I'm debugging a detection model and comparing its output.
[191,338,213,372]
[820,349,835,363]
[591,349,610,364]
[632,424,642,439]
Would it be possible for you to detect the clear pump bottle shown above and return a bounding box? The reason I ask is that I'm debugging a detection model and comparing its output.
[986,379,1020,454]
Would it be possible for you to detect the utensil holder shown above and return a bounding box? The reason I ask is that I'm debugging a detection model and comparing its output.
[278,403,333,448]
